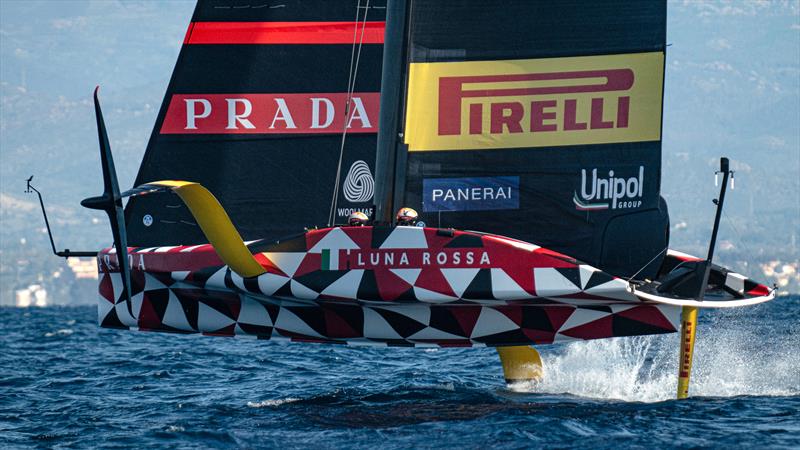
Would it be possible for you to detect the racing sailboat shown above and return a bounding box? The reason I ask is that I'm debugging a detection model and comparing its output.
[34,0,775,399]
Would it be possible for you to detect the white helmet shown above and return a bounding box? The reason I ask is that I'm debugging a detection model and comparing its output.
[396,207,418,226]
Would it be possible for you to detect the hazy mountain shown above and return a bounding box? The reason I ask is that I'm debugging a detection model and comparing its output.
[1,0,798,304]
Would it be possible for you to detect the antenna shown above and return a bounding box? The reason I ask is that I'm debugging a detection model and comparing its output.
[677,156,733,399]
[701,157,732,298]
[25,176,97,258]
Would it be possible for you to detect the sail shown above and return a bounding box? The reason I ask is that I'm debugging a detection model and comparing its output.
[125,0,385,247]
[394,0,669,278]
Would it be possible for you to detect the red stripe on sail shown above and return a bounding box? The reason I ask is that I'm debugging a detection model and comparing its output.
[183,21,195,44]
[184,21,385,45]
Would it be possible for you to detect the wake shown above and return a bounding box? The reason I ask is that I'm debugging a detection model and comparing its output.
[513,308,800,402]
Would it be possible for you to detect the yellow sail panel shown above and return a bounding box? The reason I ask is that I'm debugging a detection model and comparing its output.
[404,52,664,151]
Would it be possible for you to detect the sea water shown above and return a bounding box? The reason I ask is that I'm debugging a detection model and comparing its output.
[1,297,798,449]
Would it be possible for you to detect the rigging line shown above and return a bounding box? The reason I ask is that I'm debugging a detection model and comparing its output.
[347,2,371,106]
[626,246,668,283]
[328,0,371,225]
[327,0,361,226]
[333,0,371,222]
[326,1,362,226]
[343,1,361,123]
[721,209,755,260]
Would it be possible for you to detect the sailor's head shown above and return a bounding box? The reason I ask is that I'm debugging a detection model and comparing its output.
[347,211,369,226]
[395,207,418,226]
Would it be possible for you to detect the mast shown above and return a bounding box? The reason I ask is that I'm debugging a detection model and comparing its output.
[373,0,410,224]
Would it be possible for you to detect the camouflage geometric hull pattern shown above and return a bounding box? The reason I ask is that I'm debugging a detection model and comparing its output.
[97,226,680,347]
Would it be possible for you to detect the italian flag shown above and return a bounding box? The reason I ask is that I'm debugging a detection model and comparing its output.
[321,249,339,271]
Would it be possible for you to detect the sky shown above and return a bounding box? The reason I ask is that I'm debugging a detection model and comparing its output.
[0,0,798,268]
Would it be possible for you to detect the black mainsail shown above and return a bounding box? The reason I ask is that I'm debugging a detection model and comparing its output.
[376,0,669,279]
[125,1,385,247]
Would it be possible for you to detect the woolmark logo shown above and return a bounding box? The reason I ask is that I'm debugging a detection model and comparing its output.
[573,166,644,211]
[343,160,374,203]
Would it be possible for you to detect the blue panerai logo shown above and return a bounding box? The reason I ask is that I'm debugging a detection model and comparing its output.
[423,176,519,212]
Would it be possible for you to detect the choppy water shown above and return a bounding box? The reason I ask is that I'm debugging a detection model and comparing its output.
[2,297,799,449]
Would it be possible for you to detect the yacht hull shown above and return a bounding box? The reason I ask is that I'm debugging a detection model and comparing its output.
[95,226,769,346]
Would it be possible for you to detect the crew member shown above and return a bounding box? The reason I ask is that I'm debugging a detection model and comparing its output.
[347,211,369,226]
[396,207,418,226]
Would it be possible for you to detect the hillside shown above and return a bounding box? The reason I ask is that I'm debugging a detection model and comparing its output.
[1,1,798,304]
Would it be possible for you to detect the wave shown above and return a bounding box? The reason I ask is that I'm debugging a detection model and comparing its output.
[247,397,301,408]
[513,306,800,402]
[44,329,73,338]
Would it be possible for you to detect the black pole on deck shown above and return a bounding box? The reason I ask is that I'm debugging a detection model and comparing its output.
[699,157,731,299]
[26,176,97,258]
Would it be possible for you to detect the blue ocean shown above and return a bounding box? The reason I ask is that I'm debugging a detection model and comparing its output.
[2,297,798,449]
